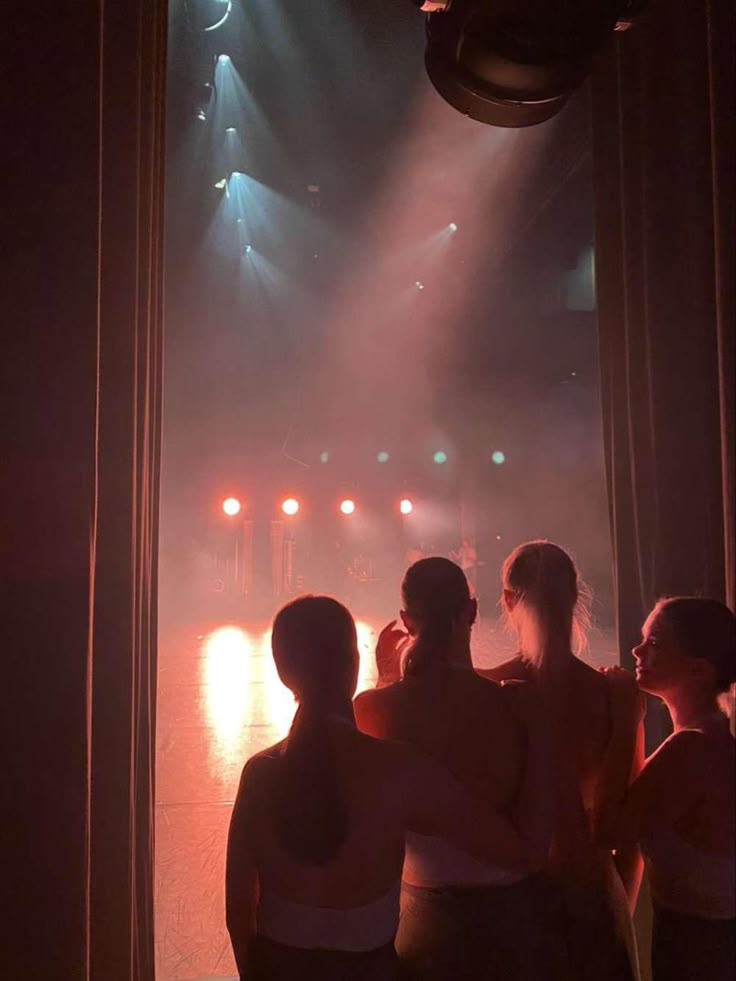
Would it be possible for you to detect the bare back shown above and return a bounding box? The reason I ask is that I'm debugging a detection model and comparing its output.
[242,728,417,907]
[229,716,531,927]
[480,654,622,887]
[480,654,612,807]
[354,669,525,812]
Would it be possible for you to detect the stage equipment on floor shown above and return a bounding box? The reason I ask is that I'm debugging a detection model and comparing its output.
[416,0,643,127]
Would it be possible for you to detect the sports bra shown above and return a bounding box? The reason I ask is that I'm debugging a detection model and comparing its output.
[256,882,401,951]
[642,828,735,919]
[403,833,525,888]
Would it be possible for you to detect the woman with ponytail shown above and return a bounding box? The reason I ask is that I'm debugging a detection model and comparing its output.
[226,595,545,981]
[355,558,565,981]
[479,540,643,981]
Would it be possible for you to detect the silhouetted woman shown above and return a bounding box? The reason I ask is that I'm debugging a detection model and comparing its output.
[226,594,548,981]
[479,540,642,981]
[596,597,735,981]
[355,558,563,981]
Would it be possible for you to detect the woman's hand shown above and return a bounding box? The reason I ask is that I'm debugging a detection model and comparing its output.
[600,665,646,724]
[375,620,410,686]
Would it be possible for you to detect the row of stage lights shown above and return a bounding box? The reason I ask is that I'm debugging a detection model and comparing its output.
[318,449,505,465]
[222,497,414,518]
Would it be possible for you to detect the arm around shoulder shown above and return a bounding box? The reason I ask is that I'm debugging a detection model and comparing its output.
[395,741,531,873]
[353,688,388,739]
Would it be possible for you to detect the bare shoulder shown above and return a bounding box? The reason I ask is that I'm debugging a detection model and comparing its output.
[363,728,430,779]
[468,670,507,698]
[462,670,520,716]
[354,682,392,711]
[354,682,401,735]
[238,742,284,789]
[648,729,709,770]
[347,723,421,785]
[477,654,526,683]
[568,656,613,710]
[572,655,609,688]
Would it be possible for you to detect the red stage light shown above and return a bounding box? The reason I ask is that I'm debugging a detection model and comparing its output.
[222,497,242,517]
[340,499,355,515]
[281,497,300,516]
[399,498,413,515]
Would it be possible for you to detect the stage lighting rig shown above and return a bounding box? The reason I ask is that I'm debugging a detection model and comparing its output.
[185,0,233,33]
[222,497,242,516]
[413,1,644,127]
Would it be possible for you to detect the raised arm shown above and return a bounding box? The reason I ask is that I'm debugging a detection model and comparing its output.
[226,759,263,980]
[613,716,645,910]
[374,620,410,687]
[592,667,647,849]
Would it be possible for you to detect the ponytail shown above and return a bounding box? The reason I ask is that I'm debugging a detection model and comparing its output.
[401,557,472,678]
[269,595,357,865]
[502,540,590,670]
[272,704,348,865]
[403,612,455,678]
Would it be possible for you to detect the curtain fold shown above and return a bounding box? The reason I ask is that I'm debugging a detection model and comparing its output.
[1,1,166,978]
[591,0,735,712]
[87,1,167,978]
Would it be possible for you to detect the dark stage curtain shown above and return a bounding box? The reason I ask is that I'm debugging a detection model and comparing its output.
[2,1,166,978]
[591,0,735,694]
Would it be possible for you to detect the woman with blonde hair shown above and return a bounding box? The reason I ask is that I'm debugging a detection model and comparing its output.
[479,540,643,981]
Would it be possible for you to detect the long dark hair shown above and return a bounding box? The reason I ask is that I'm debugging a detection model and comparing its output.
[401,557,472,678]
[270,595,358,865]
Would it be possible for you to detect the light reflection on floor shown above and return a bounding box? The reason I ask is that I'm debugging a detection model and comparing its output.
[202,626,255,770]
[156,615,616,980]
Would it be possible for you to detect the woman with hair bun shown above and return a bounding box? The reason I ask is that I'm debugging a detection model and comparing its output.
[596,596,736,981]
[479,540,642,981]
[226,594,549,981]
